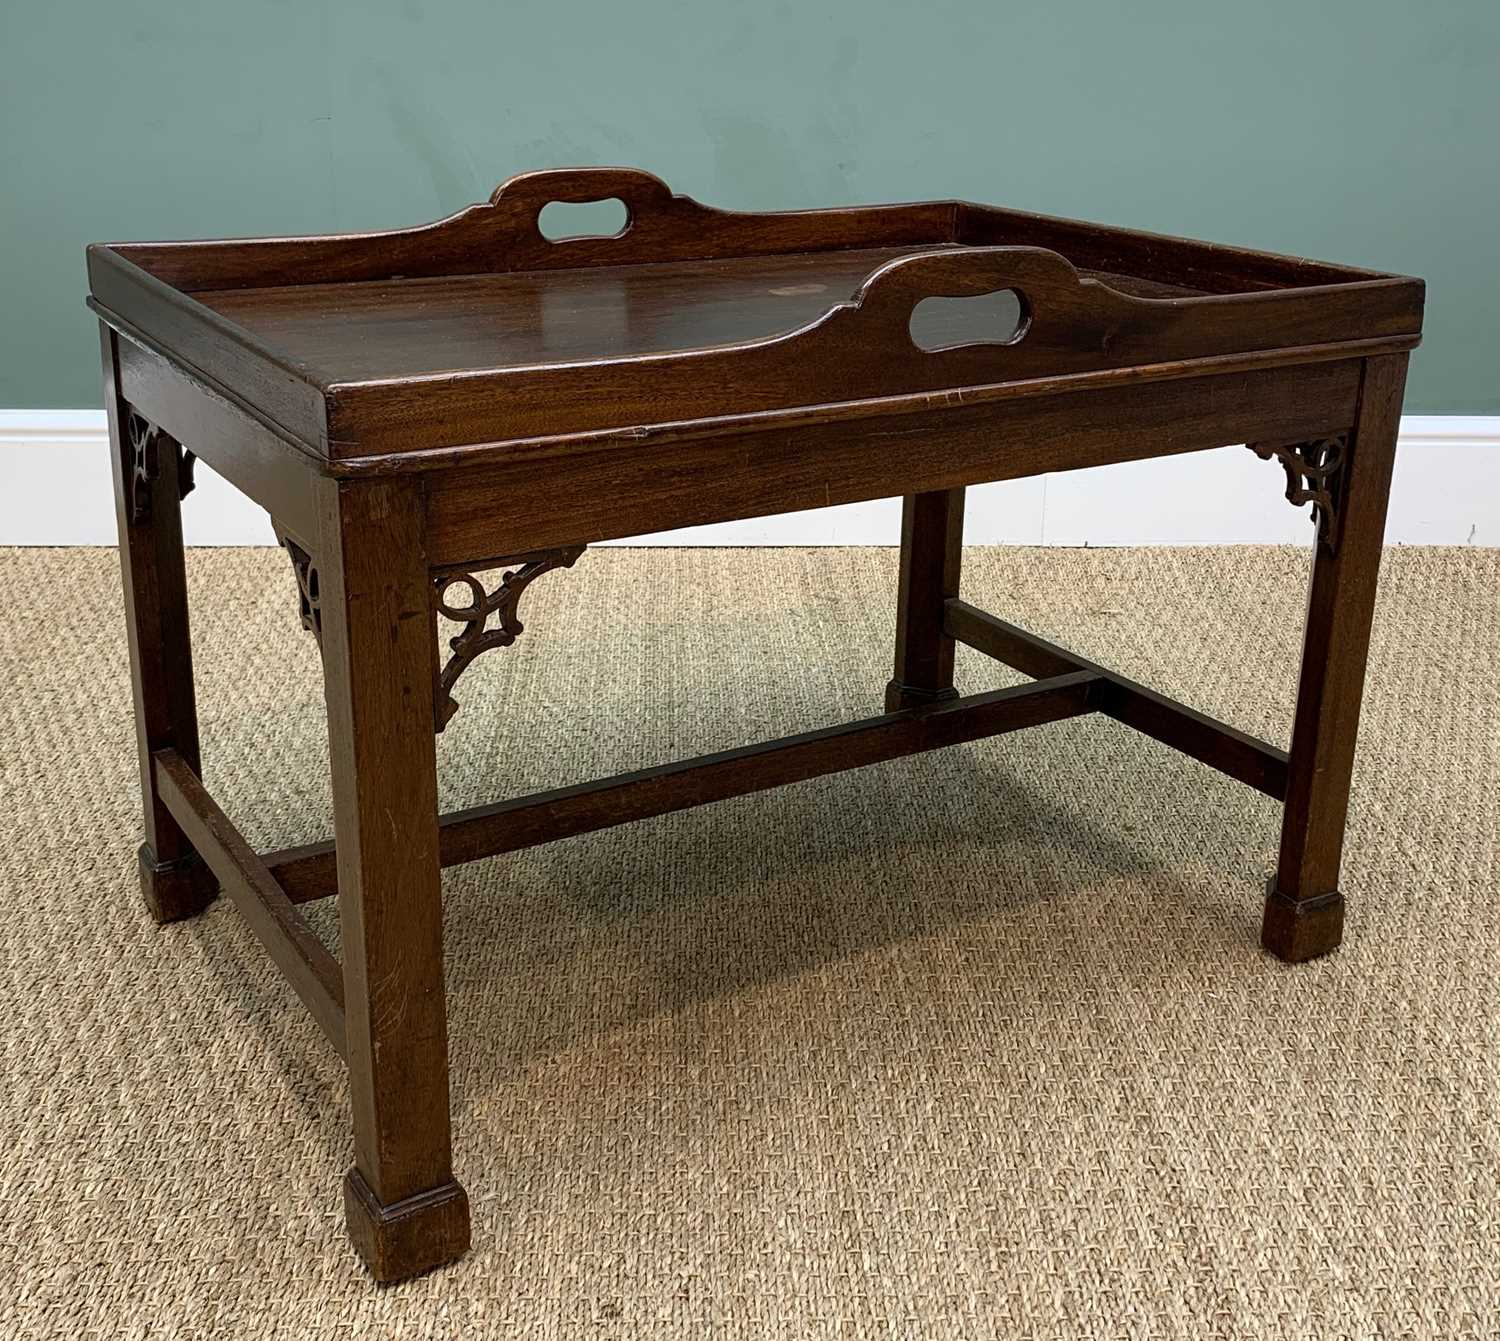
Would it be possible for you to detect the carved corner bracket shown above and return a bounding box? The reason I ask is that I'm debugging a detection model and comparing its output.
[432,546,585,730]
[125,410,196,523]
[273,528,323,650]
[1248,433,1348,551]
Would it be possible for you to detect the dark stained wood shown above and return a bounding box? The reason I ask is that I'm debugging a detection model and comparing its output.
[300,252,1423,456]
[433,546,585,730]
[956,201,1402,293]
[196,245,957,383]
[314,476,469,1281]
[1263,354,1410,962]
[87,270,329,453]
[105,168,960,290]
[422,357,1365,563]
[89,168,1423,1284]
[153,748,345,1054]
[329,334,1413,480]
[102,164,1405,299]
[102,324,216,922]
[112,328,324,543]
[262,671,1101,905]
[343,1167,470,1287]
[169,244,1421,457]
[86,167,1423,459]
[887,490,966,710]
[944,599,1289,799]
[322,335,1409,488]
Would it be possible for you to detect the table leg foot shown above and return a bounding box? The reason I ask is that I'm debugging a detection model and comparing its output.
[343,1168,471,1284]
[138,842,217,924]
[1261,882,1344,963]
[884,679,960,712]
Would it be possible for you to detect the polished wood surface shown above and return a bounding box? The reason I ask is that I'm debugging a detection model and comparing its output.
[90,166,1422,1284]
[87,166,1423,457]
[316,477,470,1278]
[1263,354,1409,961]
[102,326,217,923]
[195,245,954,381]
[419,357,1365,561]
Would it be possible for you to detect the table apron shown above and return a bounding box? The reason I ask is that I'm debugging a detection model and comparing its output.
[114,327,326,544]
[419,356,1361,564]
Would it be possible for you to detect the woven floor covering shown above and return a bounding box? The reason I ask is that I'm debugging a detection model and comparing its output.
[1,544,1496,1339]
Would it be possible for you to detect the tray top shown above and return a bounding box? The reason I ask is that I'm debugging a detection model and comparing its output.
[86,166,1423,461]
[193,246,962,384]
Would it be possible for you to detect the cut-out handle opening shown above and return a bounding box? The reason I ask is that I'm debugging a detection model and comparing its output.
[538,197,631,242]
[908,289,1028,352]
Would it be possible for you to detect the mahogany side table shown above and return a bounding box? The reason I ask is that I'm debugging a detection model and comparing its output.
[87,167,1423,1281]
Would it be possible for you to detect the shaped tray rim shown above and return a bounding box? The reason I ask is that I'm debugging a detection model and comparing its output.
[85,166,1424,461]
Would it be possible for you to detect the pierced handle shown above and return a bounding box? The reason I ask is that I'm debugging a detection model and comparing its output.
[852,245,1082,333]
[488,166,674,239]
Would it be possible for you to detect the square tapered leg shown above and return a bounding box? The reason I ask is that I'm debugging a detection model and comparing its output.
[316,477,471,1281]
[886,488,966,711]
[101,325,216,924]
[1264,355,1408,962]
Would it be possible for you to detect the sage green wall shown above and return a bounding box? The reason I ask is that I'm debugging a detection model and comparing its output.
[4,1,1496,411]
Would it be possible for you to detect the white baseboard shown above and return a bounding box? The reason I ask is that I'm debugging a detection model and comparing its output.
[1,410,1495,547]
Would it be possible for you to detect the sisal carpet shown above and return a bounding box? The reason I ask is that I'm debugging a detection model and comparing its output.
[0,544,1496,1339]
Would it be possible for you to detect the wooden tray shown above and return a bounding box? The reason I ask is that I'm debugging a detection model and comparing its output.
[91,165,1426,1284]
[87,166,1423,460]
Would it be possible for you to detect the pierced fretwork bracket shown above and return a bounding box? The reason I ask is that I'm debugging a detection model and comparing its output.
[432,546,586,730]
[1248,433,1348,551]
[274,528,323,650]
[125,410,196,523]
[125,411,160,523]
